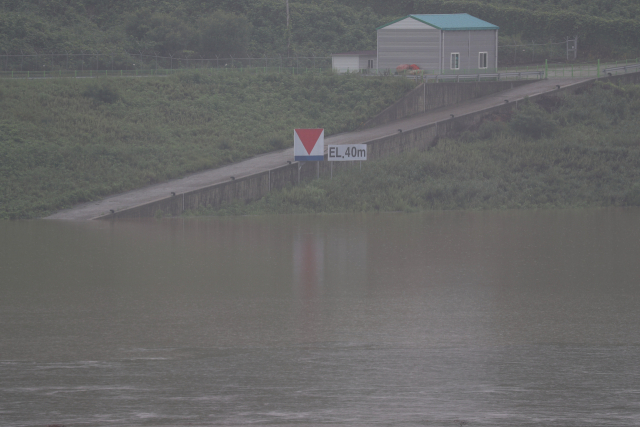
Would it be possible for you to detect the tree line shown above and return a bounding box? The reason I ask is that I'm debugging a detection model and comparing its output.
[1,0,638,59]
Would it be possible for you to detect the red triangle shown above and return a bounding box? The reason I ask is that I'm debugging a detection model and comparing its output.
[295,129,323,155]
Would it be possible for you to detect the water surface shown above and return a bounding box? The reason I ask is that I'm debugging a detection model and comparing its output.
[1,209,639,426]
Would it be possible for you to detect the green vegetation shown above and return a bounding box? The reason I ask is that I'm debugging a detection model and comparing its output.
[2,1,639,220]
[2,0,639,63]
[408,0,640,60]
[194,82,640,216]
[0,71,414,219]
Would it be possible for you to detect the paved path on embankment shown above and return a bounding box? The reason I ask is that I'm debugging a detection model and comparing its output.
[46,77,591,221]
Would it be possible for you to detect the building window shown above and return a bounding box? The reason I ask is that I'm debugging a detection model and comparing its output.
[450,53,460,70]
[479,52,488,69]
[368,59,374,69]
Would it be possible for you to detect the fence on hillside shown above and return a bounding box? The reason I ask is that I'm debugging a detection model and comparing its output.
[498,38,577,66]
[0,39,583,72]
[0,52,333,72]
[0,48,638,81]
[503,58,640,78]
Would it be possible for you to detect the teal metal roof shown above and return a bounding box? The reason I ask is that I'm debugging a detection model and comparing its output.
[378,14,498,31]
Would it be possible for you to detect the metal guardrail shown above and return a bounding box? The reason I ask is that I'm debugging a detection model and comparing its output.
[420,71,545,82]
[603,63,640,76]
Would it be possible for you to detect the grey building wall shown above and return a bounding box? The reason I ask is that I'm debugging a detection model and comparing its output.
[377,28,441,71]
[378,22,498,73]
[442,29,498,73]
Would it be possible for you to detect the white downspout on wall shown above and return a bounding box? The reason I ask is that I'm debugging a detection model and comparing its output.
[376,30,379,71]
[441,30,444,73]
[495,29,498,71]
[468,30,471,72]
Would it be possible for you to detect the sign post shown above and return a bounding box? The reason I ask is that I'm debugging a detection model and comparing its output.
[327,144,367,179]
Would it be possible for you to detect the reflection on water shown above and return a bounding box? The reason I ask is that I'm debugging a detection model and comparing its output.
[1,209,639,426]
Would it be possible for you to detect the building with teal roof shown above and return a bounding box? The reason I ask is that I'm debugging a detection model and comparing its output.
[376,14,499,74]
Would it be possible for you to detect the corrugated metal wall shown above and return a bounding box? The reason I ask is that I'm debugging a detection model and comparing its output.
[470,30,497,70]
[442,31,467,71]
[377,17,498,74]
[377,19,441,71]
[442,30,497,73]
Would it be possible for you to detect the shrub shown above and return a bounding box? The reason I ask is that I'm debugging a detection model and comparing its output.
[477,119,509,140]
[82,82,120,104]
[510,98,556,139]
[269,138,286,150]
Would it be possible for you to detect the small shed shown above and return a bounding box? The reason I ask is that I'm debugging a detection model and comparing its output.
[332,50,377,73]
[377,14,498,74]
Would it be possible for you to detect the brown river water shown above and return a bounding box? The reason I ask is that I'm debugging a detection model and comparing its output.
[1,209,639,426]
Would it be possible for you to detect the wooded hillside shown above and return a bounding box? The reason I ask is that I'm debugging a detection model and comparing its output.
[1,0,639,60]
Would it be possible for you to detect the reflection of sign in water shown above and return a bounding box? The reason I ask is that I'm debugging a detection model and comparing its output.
[293,232,324,341]
[327,144,367,161]
[294,128,324,161]
[293,233,324,299]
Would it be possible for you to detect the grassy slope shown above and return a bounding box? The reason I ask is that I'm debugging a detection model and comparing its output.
[198,82,640,216]
[0,72,415,219]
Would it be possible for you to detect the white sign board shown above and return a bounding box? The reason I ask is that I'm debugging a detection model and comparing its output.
[294,129,324,161]
[327,144,367,161]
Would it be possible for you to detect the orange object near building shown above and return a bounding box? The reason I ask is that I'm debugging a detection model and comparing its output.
[396,64,421,71]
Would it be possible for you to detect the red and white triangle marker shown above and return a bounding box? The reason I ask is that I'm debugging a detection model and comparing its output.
[294,129,324,161]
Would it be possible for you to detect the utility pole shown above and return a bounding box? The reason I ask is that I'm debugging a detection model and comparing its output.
[286,0,291,56]
[566,36,578,60]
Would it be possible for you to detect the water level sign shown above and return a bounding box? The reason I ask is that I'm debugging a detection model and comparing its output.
[294,128,324,161]
[327,144,367,161]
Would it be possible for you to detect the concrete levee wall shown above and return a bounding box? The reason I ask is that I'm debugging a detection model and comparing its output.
[599,71,640,85]
[103,164,299,219]
[360,79,535,129]
[96,72,640,220]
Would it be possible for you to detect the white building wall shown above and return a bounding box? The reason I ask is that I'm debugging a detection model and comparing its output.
[358,55,377,70]
[332,56,360,73]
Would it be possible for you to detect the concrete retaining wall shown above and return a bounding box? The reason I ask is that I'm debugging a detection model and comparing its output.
[97,72,640,220]
[599,71,640,86]
[99,164,299,219]
[360,79,535,129]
